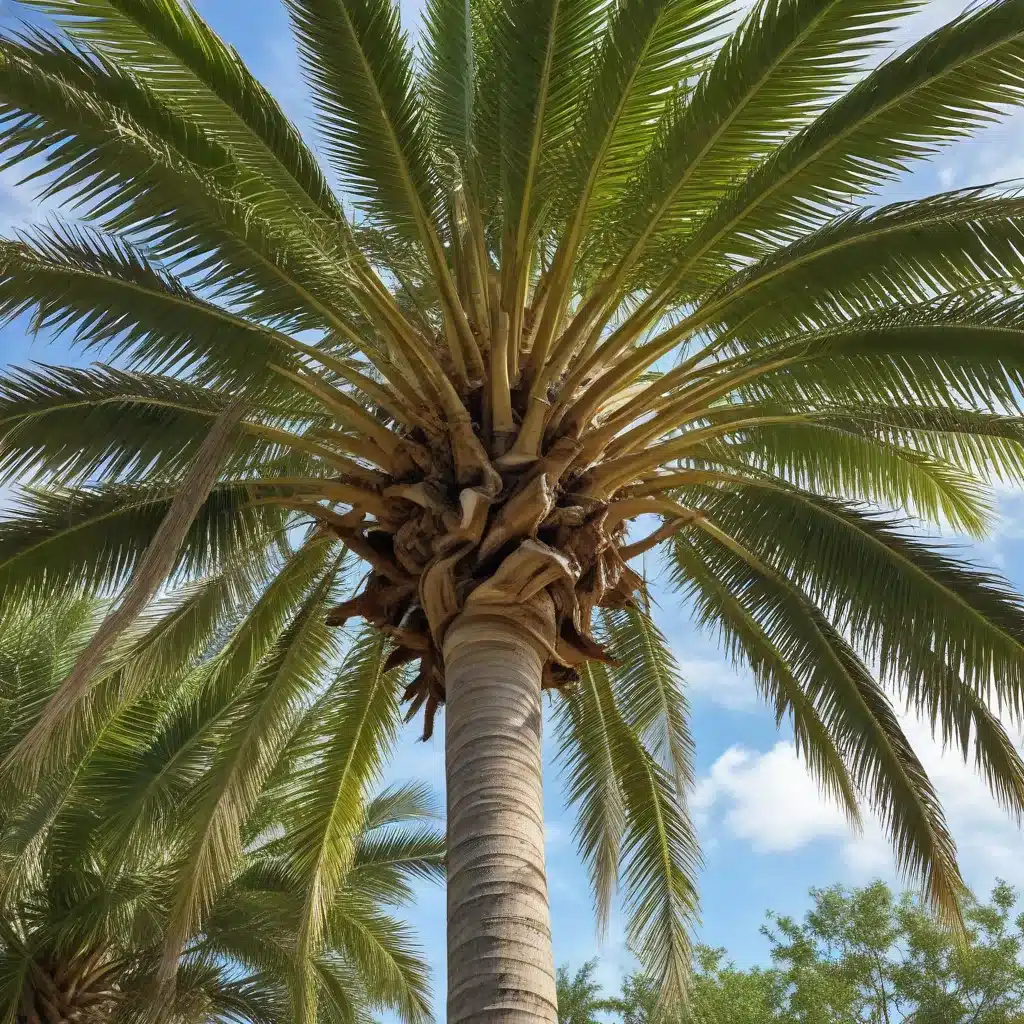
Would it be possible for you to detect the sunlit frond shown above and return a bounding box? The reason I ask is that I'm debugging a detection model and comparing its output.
[4,0,1024,1011]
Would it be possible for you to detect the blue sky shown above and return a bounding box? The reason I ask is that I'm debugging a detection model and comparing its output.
[2,0,1024,1017]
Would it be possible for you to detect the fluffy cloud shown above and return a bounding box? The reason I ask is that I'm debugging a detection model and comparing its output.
[692,743,852,851]
[675,654,760,711]
[695,710,1024,890]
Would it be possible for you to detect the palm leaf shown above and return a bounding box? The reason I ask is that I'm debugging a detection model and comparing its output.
[619,0,922,268]
[326,893,433,1023]
[285,0,435,242]
[681,518,968,921]
[0,481,283,606]
[0,33,356,333]
[496,0,607,257]
[602,605,694,796]
[422,0,476,171]
[690,483,1024,715]
[281,626,404,1024]
[158,540,344,989]
[685,0,1024,272]
[552,668,626,934]
[582,662,700,1013]
[26,0,346,221]
[671,533,861,822]
[0,227,303,389]
[0,364,310,488]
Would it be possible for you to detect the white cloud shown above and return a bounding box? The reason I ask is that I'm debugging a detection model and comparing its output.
[693,743,852,851]
[676,654,759,711]
[695,708,1024,890]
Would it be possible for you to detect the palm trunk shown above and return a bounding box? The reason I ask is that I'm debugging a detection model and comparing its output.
[443,615,558,1024]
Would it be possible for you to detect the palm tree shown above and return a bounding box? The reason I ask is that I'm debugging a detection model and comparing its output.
[0,597,444,1023]
[3,0,1024,1020]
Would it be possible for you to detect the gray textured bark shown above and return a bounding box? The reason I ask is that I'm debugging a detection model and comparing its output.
[443,615,558,1024]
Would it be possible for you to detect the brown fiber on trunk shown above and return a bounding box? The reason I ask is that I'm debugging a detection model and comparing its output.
[443,613,558,1024]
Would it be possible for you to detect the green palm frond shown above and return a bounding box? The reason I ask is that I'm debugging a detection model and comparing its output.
[602,606,694,796]
[707,419,993,536]
[362,781,440,830]
[559,0,732,226]
[159,542,344,985]
[686,0,1024,267]
[893,644,1024,823]
[350,826,446,902]
[582,663,700,1011]
[553,663,626,934]
[281,627,403,1024]
[495,0,606,260]
[616,0,922,271]
[285,0,435,241]
[5,0,1024,1015]
[327,893,433,1023]
[676,521,968,920]
[700,189,1024,330]
[0,481,284,605]
[691,485,1024,712]
[0,32,354,332]
[0,590,441,1024]
[310,955,376,1024]
[0,227,302,388]
[26,0,346,221]
[670,534,861,821]
[526,0,732,374]
[422,0,476,171]
[0,364,300,488]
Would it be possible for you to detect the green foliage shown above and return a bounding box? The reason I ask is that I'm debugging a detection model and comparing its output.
[565,880,1024,1023]
[3,0,1024,1012]
[765,880,1024,1023]
[557,959,619,1024]
[0,593,441,1024]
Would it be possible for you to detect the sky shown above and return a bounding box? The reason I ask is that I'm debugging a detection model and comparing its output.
[2,0,1024,1017]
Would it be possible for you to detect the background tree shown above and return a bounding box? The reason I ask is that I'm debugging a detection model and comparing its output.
[592,880,1024,1023]
[557,960,619,1024]
[766,881,1024,1023]
[3,0,1024,1021]
[604,949,786,1024]
[0,597,443,1023]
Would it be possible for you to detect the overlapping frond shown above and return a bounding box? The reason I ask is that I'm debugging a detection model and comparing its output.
[281,627,404,1024]
[285,0,434,242]
[0,481,284,604]
[687,485,1024,710]
[0,31,361,332]
[682,0,1024,270]
[670,534,862,821]
[26,0,346,221]
[0,586,439,1024]
[4,0,1024,1010]
[422,0,476,171]
[602,606,694,795]
[560,0,731,225]
[580,663,700,1011]
[0,227,300,388]
[495,0,606,255]
[158,540,344,984]
[617,0,923,270]
[553,661,627,934]
[674,524,969,920]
